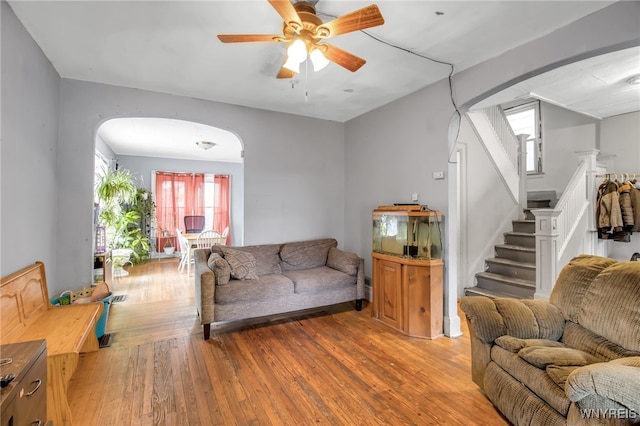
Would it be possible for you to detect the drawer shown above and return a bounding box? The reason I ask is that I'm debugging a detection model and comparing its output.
[15,350,47,426]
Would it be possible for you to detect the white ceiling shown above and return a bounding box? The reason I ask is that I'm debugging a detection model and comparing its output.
[9,0,639,161]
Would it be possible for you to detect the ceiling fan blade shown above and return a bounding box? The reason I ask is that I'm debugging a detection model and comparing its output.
[276,67,295,79]
[322,44,366,72]
[268,0,302,29]
[316,5,384,38]
[217,34,283,43]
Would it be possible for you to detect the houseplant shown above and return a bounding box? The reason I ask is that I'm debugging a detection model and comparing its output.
[95,167,151,264]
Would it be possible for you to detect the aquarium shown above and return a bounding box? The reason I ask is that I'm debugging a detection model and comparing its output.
[372,208,442,260]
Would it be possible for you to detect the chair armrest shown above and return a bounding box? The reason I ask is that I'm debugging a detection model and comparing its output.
[567,357,640,414]
[194,248,215,325]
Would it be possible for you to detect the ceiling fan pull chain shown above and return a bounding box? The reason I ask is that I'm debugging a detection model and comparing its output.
[305,59,309,103]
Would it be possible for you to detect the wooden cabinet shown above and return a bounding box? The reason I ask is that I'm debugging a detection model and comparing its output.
[93,251,112,286]
[0,340,48,426]
[372,253,443,339]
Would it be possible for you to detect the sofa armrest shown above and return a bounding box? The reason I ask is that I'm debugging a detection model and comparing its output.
[460,295,566,389]
[460,296,507,343]
[566,357,640,415]
[194,248,215,326]
[461,296,565,343]
[326,247,365,300]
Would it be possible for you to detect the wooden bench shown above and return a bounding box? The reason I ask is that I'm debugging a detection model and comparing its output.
[0,262,104,426]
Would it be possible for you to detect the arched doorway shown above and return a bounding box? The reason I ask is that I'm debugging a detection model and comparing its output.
[93,117,244,270]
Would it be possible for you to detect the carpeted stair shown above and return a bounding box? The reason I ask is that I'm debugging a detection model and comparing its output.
[465,194,555,299]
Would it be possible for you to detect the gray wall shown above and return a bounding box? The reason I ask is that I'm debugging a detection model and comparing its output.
[2,0,639,305]
[344,1,640,334]
[527,103,600,196]
[117,155,244,246]
[601,111,640,261]
[1,1,60,283]
[55,79,345,294]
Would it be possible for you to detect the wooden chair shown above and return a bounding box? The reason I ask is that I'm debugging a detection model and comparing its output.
[196,230,225,248]
[176,229,193,274]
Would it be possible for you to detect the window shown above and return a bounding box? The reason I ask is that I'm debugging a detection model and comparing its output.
[154,171,230,242]
[505,101,542,174]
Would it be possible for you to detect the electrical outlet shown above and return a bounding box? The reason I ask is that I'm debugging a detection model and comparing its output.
[433,171,445,180]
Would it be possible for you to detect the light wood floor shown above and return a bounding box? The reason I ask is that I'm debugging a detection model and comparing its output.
[67,258,509,425]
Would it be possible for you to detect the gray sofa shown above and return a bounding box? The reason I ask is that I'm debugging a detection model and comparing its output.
[460,255,640,425]
[194,238,364,339]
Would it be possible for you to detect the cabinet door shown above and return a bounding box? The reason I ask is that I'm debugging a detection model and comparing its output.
[404,264,443,339]
[377,259,403,330]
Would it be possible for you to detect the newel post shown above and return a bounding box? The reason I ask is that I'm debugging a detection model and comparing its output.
[532,209,561,300]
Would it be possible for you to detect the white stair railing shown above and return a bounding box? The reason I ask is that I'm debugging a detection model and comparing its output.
[533,150,599,300]
[484,106,519,168]
[467,106,526,216]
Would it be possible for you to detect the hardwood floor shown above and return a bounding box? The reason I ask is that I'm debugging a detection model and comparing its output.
[67,258,508,425]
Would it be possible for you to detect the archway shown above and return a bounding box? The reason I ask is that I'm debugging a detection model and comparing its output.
[93,117,244,270]
[445,44,640,336]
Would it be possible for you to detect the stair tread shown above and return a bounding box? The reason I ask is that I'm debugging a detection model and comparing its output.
[464,287,531,299]
[476,271,535,287]
[513,220,535,223]
[505,231,535,237]
[495,243,536,252]
[486,257,535,269]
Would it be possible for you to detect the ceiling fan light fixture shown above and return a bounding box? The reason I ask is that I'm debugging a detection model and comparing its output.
[283,56,301,73]
[310,48,329,71]
[196,141,216,150]
[287,39,307,63]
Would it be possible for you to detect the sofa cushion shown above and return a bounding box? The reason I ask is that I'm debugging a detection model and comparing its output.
[208,253,231,286]
[282,266,356,294]
[566,357,640,410]
[491,346,571,416]
[326,247,359,276]
[280,239,337,271]
[549,254,618,323]
[561,322,640,361]
[234,244,282,276]
[495,336,566,353]
[518,346,601,369]
[215,274,294,304]
[221,247,259,280]
[545,365,580,389]
[576,261,640,352]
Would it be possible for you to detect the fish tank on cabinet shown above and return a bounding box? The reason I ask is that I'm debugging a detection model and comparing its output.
[372,206,442,260]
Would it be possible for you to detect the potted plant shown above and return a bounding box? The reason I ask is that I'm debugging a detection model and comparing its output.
[95,167,151,265]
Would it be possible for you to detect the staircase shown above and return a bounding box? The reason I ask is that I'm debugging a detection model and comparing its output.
[464,196,554,299]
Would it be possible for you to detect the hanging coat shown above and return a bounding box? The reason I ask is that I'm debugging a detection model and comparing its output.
[629,184,640,233]
[597,181,623,234]
[618,181,635,230]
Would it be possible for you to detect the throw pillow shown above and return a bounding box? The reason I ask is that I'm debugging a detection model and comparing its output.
[326,247,359,276]
[495,336,566,353]
[208,253,231,286]
[221,247,259,280]
[518,346,601,369]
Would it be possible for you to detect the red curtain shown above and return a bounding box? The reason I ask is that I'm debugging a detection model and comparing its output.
[213,175,231,245]
[155,172,205,235]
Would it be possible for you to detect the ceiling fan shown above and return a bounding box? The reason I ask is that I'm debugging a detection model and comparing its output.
[217,0,385,78]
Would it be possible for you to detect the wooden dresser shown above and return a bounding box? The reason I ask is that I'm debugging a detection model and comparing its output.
[0,340,48,426]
